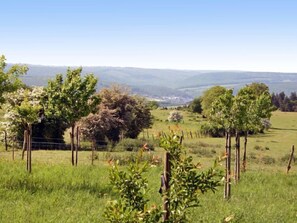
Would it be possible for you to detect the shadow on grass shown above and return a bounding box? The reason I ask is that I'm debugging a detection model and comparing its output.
[270,127,297,131]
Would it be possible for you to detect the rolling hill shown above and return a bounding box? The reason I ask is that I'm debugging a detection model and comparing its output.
[10,64,297,105]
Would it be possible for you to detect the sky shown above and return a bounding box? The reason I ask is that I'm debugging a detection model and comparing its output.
[1,0,297,72]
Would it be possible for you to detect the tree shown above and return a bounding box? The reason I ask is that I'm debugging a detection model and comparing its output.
[99,85,152,141]
[0,55,27,106]
[80,105,123,164]
[104,134,221,223]
[189,97,202,113]
[209,89,234,199]
[247,82,269,96]
[3,86,68,152]
[15,96,42,173]
[168,110,183,122]
[43,67,100,166]
[201,86,227,116]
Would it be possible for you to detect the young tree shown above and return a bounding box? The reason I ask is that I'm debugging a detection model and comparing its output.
[201,86,227,117]
[15,97,42,173]
[189,97,202,113]
[43,67,100,166]
[210,89,234,199]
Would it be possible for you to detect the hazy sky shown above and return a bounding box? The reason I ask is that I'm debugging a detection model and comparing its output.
[1,0,297,72]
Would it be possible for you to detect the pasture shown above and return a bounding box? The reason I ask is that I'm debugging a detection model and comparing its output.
[0,110,297,222]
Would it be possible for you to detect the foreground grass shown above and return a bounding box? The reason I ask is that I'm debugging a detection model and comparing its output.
[192,171,297,223]
[0,159,297,222]
[0,160,112,222]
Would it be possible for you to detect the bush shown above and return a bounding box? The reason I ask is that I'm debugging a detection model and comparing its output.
[261,156,276,165]
[104,152,162,166]
[279,154,295,163]
[112,138,157,152]
[189,147,216,158]
[168,110,183,122]
[199,123,225,137]
[254,145,270,151]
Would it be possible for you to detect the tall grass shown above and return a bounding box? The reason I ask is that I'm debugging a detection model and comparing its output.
[1,111,297,222]
[0,160,112,222]
[191,171,297,222]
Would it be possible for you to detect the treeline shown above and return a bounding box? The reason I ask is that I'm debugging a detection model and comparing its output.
[271,92,297,112]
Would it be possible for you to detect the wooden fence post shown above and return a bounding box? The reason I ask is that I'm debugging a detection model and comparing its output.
[287,145,295,174]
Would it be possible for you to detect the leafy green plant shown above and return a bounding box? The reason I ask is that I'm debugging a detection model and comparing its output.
[104,152,162,223]
[104,152,162,166]
[160,134,222,223]
[112,138,156,152]
[105,134,221,223]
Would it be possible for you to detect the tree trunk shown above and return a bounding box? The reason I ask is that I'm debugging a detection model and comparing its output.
[234,131,240,183]
[75,126,79,166]
[70,125,75,166]
[242,132,248,172]
[22,130,28,160]
[28,124,32,173]
[224,131,231,200]
[4,130,8,151]
[92,140,96,165]
[26,125,32,173]
[12,137,15,161]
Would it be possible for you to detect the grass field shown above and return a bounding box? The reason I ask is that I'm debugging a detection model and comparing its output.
[0,110,297,222]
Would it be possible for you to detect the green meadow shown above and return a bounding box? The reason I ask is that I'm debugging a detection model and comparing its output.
[0,110,297,222]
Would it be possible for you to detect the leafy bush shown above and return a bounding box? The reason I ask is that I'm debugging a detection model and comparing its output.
[199,122,225,137]
[112,138,156,152]
[104,152,162,166]
[168,110,183,122]
[279,154,295,163]
[261,155,276,165]
[105,134,222,223]
[254,145,270,151]
[104,162,162,222]
[189,147,216,158]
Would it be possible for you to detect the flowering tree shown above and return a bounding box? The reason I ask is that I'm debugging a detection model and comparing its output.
[168,110,183,123]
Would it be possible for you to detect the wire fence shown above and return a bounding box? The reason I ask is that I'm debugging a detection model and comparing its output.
[1,139,108,151]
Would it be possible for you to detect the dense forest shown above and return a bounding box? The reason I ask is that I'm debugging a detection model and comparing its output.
[271,92,297,112]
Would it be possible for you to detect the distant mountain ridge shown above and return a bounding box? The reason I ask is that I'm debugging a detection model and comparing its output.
[9,64,297,105]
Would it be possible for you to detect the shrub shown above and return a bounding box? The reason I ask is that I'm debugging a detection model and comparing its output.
[254,145,269,151]
[279,154,295,163]
[261,155,276,165]
[104,152,162,166]
[189,147,216,158]
[112,138,156,152]
[168,110,183,122]
[199,123,225,137]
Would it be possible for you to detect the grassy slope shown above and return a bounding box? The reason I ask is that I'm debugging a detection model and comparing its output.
[0,111,297,222]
